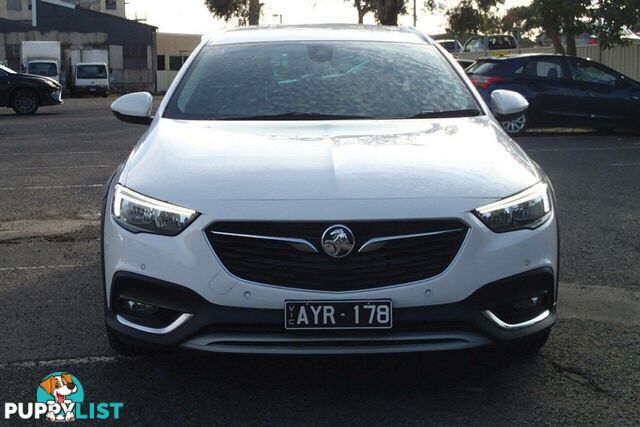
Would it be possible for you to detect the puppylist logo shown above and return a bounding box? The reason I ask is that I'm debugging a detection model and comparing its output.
[3,372,123,422]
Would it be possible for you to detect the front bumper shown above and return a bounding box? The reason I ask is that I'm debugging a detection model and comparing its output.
[42,89,63,106]
[105,269,557,354]
[74,85,109,95]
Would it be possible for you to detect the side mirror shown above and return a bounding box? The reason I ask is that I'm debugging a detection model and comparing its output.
[111,92,153,125]
[490,89,529,116]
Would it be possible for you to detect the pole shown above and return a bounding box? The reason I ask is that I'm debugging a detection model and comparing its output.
[413,0,417,27]
[32,0,37,27]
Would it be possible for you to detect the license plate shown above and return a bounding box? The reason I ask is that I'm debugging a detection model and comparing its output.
[285,300,392,330]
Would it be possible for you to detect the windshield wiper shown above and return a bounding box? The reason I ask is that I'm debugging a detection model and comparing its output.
[406,109,482,119]
[216,112,375,121]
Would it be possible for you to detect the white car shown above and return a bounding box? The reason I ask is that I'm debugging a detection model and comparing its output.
[103,25,558,355]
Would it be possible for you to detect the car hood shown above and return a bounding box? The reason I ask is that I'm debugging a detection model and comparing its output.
[121,116,541,207]
[16,73,60,87]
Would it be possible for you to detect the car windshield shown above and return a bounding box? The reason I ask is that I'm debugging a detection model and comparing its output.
[466,61,500,75]
[0,64,16,74]
[77,65,107,79]
[488,36,516,50]
[27,62,57,77]
[438,41,457,50]
[164,41,481,120]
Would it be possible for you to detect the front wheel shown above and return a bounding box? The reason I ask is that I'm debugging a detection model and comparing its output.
[500,112,527,135]
[12,89,40,115]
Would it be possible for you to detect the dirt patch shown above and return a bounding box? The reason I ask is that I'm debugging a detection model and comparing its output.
[0,219,100,242]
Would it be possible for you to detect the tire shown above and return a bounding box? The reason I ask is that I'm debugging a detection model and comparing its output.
[106,325,149,356]
[12,89,40,115]
[500,112,527,135]
[498,328,551,355]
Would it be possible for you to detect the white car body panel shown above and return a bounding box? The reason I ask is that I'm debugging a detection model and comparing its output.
[120,117,540,207]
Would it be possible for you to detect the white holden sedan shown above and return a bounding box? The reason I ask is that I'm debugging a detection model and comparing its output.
[103,25,558,355]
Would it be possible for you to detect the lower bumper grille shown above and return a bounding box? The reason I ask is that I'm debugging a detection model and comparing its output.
[206,220,468,291]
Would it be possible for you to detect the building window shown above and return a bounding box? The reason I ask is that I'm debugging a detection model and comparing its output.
[28,0,32,10]
[7,0,23,11]
[169,56,183,71]
[123,44,147,69]
[157,55,166,71]
[106,0,116,10]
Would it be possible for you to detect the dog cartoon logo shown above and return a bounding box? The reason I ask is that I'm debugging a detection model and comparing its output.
[37,372,84,422]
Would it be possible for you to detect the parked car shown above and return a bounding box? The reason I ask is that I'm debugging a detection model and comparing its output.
[463,34,519,54]
[467,54,640,134]
[104,25,558,356]
[456,58,476,69]
[71,62,109,97]
[536,28,640,47]
[536,32,598,47]
[0,63,63,115]
[436,39,463,53]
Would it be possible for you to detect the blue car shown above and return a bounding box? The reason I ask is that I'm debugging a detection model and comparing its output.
[467,54,640,134]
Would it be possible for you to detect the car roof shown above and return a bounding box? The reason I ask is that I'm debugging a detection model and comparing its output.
[470,34,516,38]
[476,53,583,61]
[206,24,433,46]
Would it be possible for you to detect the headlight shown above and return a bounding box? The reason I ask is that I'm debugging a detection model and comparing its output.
[473,182,552,232]
[112,185,199,236]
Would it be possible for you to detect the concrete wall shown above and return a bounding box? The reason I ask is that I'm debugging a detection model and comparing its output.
[0,33,5,62]
[0,0,32,22]
[458,44,640,82]
[156,32,200,92]
[77,0,125,18]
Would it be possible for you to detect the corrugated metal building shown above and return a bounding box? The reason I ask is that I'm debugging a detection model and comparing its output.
[0,0,156,92]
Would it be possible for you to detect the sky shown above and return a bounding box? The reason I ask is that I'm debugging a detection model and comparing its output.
[126,0,530,35]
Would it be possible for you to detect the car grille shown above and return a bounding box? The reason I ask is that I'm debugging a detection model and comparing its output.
[205,220,468,291]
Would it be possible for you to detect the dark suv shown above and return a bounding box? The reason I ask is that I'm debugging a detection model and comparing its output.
[467,54,640,134]
[0,64,63,115]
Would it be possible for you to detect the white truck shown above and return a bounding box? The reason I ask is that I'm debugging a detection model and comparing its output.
[71,49,110,97]
[21,41,62,83]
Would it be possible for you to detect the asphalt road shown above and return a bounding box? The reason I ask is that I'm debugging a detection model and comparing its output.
[0,98,639,426]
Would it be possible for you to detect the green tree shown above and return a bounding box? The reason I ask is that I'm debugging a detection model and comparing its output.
[204,0,263,26]
[519,0,640,55]
[589,0,640,48]
[346,0,375,24]
[445,0,504,35]
[501,5,539,36]
[369,0,408,26]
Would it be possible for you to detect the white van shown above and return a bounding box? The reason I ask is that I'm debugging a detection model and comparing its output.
[72,62,109,97]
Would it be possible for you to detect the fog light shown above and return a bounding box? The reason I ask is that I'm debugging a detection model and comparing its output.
[124,299,159,316]
[511,295,546,311]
